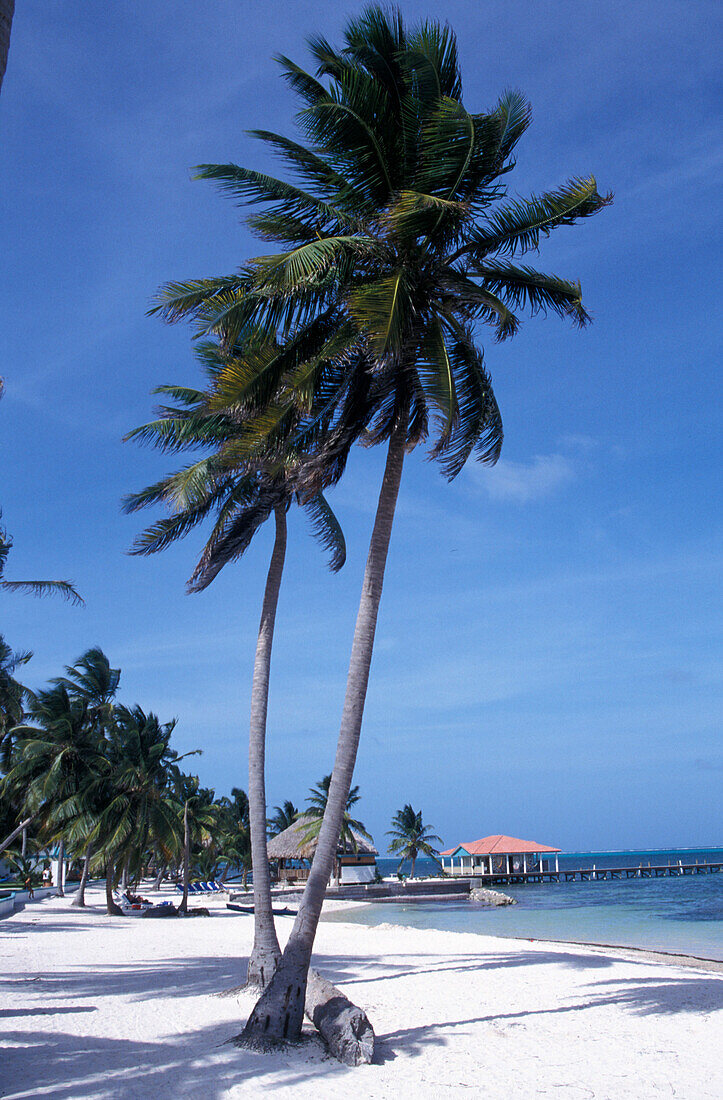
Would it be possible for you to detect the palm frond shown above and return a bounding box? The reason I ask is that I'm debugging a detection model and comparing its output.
[1,579,84,606]
[302,493,346,572]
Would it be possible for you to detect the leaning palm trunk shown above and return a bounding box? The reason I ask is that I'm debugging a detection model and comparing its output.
[241,418,406,1045]
[56,839,65,896]
[0,814,36,856]
[245,506,286,988]
[153,863,166,891]
[179,802,190,914]
[105,859,122,915]
[72,851,91,907]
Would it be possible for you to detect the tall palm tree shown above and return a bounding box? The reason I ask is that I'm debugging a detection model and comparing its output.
[154,5,610,1041]
[267,799,299,837]
[125,343,345,987]
[387,804,443,878]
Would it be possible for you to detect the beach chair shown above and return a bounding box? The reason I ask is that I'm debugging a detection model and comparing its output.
[209,881,222,892]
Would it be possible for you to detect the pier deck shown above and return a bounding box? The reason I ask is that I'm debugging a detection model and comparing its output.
[458,862,723,886]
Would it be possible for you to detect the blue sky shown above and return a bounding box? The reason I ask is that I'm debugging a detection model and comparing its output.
[1,1,720,852]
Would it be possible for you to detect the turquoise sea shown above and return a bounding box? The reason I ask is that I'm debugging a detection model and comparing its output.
[326,848,723,961]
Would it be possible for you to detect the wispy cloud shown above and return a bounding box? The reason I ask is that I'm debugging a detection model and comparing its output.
[469,453,575,503]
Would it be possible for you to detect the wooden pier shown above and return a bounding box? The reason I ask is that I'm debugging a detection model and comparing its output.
[462,862,723,886]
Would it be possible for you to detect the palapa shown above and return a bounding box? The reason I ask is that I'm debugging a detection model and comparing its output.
[267,814,378,861]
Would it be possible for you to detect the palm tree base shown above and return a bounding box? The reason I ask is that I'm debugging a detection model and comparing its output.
[246,942,282,990]
[239,955,307,1044]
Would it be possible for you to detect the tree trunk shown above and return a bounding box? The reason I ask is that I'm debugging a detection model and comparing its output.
[241,418,406,1046]
[121,857,129,891]
[105,860,122,915]
[153,863,166,891]
[72,852,91,907]
[246,506,286,988]
[410,854,416,879]
[0,814,36,857]
[0,0,14,95]
[21,825,27,858]
[179,802,190,914]
[304,968,375,1066]
[57,839,65,896]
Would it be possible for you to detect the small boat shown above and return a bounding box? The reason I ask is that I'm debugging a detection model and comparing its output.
[226,901,297,916]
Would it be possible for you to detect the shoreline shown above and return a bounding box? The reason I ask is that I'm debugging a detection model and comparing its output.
[322,902,723,972]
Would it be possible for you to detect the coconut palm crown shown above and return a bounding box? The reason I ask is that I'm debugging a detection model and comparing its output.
[153,6,611,488]
[387,803,443,876]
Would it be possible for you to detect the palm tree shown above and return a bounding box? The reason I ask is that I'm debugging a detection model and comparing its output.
[171,775,218,914]
[154,6,610,1042]
[0,512,83,606]
[267,799,299,837]
[2,684,106,896]
[0,634,30,765]
[302,775,372,853]
[387,804,443,878]
[86,705,181,914]
[125,341,345,987]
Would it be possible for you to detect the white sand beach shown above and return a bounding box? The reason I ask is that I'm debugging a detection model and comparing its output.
[2,885,722,1099]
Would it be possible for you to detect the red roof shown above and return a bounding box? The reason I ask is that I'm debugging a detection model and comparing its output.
[440,834,561,857]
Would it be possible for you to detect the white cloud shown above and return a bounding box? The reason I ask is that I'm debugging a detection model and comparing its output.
[470,453,575,503]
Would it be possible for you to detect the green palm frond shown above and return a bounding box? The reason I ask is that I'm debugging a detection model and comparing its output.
[302,493,346,572]
[0,579,84,606]
[476,261,591,327]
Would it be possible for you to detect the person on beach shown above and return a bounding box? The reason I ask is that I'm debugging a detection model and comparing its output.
[24,876,34,898]
[42,866,51,887]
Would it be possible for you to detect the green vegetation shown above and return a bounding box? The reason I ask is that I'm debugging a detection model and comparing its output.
[0,647,252,912]
[387,804,443,878]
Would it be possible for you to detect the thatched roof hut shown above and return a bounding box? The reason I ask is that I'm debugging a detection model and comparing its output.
[267,815,378,861]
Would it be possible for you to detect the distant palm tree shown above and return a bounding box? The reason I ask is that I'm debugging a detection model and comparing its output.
[302,775,372,854]
[267,799,299,837]
[171,775,218,913]
[49,648,121,906]
[387,805,443,878]
[86,706,181,914]
[0,634,30,762]
[216,786,252,885]
[3,684,106,896]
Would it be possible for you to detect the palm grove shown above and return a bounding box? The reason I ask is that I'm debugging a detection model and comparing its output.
[2,5,609,1061]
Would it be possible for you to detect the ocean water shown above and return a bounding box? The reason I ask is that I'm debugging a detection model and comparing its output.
[326,848,723,961]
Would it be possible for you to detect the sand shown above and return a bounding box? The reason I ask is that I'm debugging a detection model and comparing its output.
[2,884,722,1099]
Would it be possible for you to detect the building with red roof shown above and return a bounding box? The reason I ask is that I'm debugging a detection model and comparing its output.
[440,834,561,876]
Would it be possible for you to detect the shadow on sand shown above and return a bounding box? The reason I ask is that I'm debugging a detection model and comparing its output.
[3,932,722,1097]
